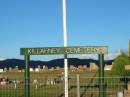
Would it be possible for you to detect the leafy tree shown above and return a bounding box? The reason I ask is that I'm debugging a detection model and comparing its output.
[111,54,130,76]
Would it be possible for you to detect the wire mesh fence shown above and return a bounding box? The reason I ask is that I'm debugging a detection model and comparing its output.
[0,73,129,97]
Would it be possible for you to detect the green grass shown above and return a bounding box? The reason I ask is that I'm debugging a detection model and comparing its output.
[0,70,125,97]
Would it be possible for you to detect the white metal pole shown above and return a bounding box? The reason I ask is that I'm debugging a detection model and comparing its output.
[62,0,68,97]
[63,0,68,47]
[77,74,80,97]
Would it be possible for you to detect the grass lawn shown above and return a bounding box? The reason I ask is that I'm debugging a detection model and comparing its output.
[0,70,125,97]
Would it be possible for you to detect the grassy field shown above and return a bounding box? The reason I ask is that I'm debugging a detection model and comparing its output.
[0,70,125,97]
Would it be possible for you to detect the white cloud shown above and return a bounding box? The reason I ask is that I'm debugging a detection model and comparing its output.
[68,52,120,60]
[0,57,6,61]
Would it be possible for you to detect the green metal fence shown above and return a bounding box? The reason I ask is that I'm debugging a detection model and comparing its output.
[0,74,128,97]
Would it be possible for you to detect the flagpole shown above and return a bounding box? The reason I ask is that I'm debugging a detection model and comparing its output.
[62,0,68,97]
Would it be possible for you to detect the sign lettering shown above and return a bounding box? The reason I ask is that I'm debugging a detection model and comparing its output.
[20,46,108,55]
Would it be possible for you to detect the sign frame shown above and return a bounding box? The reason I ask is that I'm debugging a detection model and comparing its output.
[21,45,107,97]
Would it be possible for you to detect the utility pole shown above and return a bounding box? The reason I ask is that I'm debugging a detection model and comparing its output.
[62,0,68,97]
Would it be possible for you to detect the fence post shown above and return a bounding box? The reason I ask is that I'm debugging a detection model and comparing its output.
[24,55,30,97]
[77,74,80,97]
[99,54,105,97]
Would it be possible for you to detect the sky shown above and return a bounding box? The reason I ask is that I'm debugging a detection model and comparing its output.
[0,0,130,60]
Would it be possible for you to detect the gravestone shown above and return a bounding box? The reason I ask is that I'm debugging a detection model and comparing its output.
[125,65,130,70]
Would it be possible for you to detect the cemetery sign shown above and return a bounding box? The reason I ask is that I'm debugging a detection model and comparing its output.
[20,46,108,55]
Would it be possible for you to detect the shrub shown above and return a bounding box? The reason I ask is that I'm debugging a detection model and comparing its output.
[111,54,130,76]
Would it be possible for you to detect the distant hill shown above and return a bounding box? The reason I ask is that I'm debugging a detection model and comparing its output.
[0,58,114,69]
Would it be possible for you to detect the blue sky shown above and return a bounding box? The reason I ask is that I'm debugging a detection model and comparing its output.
[0,0,130,60]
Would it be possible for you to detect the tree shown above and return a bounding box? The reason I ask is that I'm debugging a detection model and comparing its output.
[111,54,130,76]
